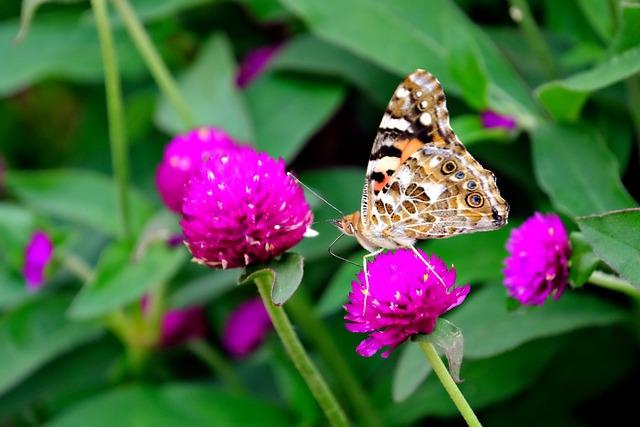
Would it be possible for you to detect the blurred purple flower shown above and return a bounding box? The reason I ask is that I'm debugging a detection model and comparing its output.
[481,110,517,130]
[142,296,207,347]
[344,249,469,358]
[181,145,313,269]
[236,45,281,88]
[503,213,571,305]
[156,127,239,213]
[222,297,272,358]
[23,231,54,291]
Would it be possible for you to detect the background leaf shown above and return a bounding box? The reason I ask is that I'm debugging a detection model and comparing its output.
[392,342,432,403]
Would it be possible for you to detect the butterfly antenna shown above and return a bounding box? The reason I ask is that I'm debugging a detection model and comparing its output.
[328,233,362,267]
[287,172,344,216]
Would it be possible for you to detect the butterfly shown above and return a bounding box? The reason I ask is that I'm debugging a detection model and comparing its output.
[333,69,509,305]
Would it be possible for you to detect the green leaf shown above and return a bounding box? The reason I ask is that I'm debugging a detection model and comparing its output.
[245,71,345,161]
[451,115,514,146]
[0,269,32,311]
[0,203,38,271]
[315,250,364,317]
[576,0,614,43]
[46,384,292,427]
[239,253,304,305]
[447,285,627,359]
[69,241,187,319]
[16,0,85,42]
[271,34,399,108]
[612,2,640,53]
[532,123,636,217]
[0,11,146,97]
[169,269,239,308]
[280,0,539,121]
[235,0,291,22]
[536,46,640,121]
[392,342,432,403]
[386,337,558,423]
[120,0,214,23]
[447,29,488,110]
[5,169,153,237]
[569,232,599,288]
[155,34,253,141]
[576,208,640,288]
[0,296,102,396]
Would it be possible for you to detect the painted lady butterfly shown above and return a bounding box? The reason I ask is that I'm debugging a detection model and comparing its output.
[333,69,509,305]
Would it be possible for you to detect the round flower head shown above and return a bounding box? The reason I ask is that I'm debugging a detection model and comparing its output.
[156,127,238,213]
[503,212,570,305]
[23,231,54,291]
[222,297,272,358]
[236,45,281,88]
[344,249,470,358]
[181,146,313,269]
[481,110,517,130]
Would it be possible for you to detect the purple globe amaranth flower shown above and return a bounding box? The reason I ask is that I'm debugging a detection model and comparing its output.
[181,146,313,269]
[481,110,517,130]
[236,45,281,88]
[222,297,272,358]
[344,249,470,358]
[156,127,238,213]
[160,306,207,347]
[23,231,54,291]
[503,212,571,306]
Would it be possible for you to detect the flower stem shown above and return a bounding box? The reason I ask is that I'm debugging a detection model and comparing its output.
[588,270,640,299]
[58,251,94,283]
[92,0,132,240]
[418,340,482,427]
[187,339,246,394]
[507,0,557,78]
[254,276,350,427]
[287,291,381,427]
[111,0,197,128]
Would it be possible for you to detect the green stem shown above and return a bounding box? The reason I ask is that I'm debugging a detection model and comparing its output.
[92,0,132,241]
[187,339,246,394]
[588,270,640,299]
[287,291,381,427]
[111,0,196,128]
[418,340,482,427]
[58,252,94,283]
[507,0,557,78]
[254,276,349,427]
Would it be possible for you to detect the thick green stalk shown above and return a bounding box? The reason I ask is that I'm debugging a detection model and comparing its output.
[187,339,246,394]
[507,0,557,78]
[418,340,482,427]
[588,270,640,299]
[254,276,350,427]
[287,291,381,427]
[92,0,132,240]
[111,0,196,128]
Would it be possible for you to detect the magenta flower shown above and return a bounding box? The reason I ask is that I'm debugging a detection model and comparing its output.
[503,213,571,306]
[156,127,238,213]
[181,146,313,269]
[344,249,470,358]
[222,297,272,358]
[481,110,517,130]
[160,306,207,347]
[23,231,54,291]
[236,45,281,88]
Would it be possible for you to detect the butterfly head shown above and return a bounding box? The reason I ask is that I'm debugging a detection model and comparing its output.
[333,212,360,237]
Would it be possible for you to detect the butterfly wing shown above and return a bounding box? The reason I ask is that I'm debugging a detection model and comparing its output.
[363,69,509,241]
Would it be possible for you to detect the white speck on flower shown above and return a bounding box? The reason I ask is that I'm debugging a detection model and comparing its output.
[274,224,281,230]
[221,156,229,164]
[217,201,224,209]
[217,183,225,190]
[253,175,260,182]
[207,171,215,181]
[394,291,401,300]
[389,302,397,310]
[244,254,250,265]
[248,203,255,209]
[245,186,252,194]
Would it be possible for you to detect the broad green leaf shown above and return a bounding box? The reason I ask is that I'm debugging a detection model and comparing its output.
[576,0,614,43]
[5,169,153,237]
[169,269,239,308]
[612,2,640,53]
[281,0,539,122]
[451,115,514,146]
[121,0,213,22]
[239,253,304,305]
[69,241,187,319]
[46,384,292,427]
[236,0,291,22]
[315,250,364,317]
[447,285,627,359]
[0,11,146,97]
[386,337,558,423]
[271,34,400,108]
[17,0,85,42]
[532,123,636,217]
[577,208,640,288]
[0,203,38,271]
[446,28,488,110]
[536,46,640,121]
[0,269,32,311]
[569,232,599,288]
[0,296,102,395]
[155,34,253,141]
[245,71,345,161]
[392,341,432,403]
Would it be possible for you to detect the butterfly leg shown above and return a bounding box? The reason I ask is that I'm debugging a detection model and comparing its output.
[409,245,446,287]
[362,249,384,316]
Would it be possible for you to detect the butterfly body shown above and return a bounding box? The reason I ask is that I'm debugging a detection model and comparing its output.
[336,69,509,251]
